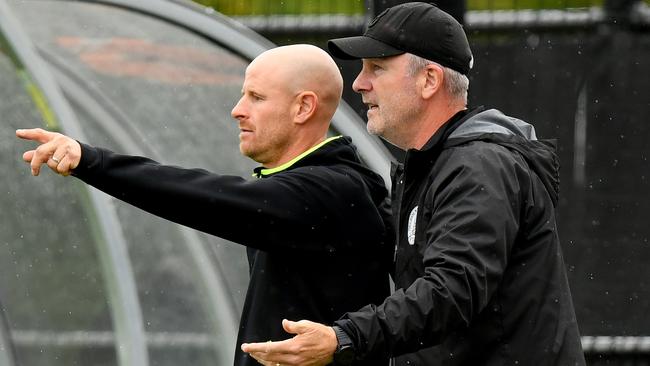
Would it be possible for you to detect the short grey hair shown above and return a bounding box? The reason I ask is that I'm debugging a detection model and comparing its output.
[407,54,469,104]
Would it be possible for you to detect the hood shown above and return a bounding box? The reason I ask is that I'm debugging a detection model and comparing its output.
[446,109,560,206]
[449,109,538,140]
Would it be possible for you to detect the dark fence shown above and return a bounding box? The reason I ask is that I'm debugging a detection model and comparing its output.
[204,0,650,35]
[468,26,650,365]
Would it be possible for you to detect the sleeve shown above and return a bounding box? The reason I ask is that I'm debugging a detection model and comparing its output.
[335,144,524,359]
[72,143,387,252]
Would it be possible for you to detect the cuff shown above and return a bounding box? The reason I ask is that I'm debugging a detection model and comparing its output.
[71,142,101,178]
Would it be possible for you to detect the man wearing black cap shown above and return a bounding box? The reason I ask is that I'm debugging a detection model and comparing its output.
[243,2,585,365]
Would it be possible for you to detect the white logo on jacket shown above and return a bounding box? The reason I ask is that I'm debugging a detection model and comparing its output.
[407,206,418,245]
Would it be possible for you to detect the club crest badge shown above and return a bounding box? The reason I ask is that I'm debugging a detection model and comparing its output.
[407,206,418,245]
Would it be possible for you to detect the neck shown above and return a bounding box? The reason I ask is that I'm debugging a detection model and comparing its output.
[409,103,465,150]
[264,130,328,169]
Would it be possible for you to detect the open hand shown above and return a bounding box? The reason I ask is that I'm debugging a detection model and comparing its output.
[242,319,337,366]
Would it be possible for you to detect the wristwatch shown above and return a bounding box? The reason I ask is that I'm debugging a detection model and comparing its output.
[332,326,355,365]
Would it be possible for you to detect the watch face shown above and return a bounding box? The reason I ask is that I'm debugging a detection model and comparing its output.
[334,344,355,365]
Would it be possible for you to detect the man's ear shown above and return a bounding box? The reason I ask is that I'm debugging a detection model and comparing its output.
[294,91,318,124]
[422,64,444,100]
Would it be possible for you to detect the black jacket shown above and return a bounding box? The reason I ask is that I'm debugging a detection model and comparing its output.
[73,136,392,366]
[335,109,585,365]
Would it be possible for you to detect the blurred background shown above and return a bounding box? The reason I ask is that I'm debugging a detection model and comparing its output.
[1,0,649,365]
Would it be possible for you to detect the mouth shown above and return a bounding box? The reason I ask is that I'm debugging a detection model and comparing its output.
[239,126,254,138]
[365,103,378,115]
[364,101,378,111]
[239,124,253,133]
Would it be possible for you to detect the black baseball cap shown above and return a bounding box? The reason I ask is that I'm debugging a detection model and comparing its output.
[327,2,473,75]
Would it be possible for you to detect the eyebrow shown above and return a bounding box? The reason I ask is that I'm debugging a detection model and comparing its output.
[367,54,401,63]
[365,58,391,67]
[240,87,262,95]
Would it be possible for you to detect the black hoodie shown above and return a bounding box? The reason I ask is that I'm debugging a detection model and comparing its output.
[73,135,392,366]
[335,108,585,365]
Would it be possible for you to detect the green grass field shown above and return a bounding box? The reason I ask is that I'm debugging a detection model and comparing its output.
[194,0,365,15]
[192,0,648,15]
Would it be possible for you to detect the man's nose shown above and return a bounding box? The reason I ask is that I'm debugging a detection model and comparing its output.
[352,72,370,94]
[231,97,246,119]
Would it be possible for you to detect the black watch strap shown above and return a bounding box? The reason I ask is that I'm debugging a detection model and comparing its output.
[332,326,355,365]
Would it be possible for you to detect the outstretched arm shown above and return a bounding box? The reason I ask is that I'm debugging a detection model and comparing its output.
[16,128,387,254]
[16,128,81,176]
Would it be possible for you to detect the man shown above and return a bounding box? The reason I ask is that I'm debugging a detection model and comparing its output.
[243,3,585,366]
[16,44,392,366]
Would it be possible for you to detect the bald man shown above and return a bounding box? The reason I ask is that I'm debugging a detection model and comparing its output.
[16,44,392,366]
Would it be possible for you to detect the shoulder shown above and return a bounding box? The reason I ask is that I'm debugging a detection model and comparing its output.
[277,163,369,188]
[441,140,519,170]
[426,140,528,198]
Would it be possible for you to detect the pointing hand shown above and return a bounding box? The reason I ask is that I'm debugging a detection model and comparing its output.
[16,128,82,176]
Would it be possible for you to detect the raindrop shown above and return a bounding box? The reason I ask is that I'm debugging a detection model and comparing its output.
[526,34,540,49]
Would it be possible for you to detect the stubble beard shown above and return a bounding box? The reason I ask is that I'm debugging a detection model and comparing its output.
[366,116,382,137]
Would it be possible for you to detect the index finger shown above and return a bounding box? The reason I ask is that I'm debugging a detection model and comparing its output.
[241,338,294,354]
[16,128,56,144]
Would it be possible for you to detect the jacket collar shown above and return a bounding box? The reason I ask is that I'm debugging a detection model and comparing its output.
[418,106,484,154]
[401,106,483,167]
[253,135,343,178]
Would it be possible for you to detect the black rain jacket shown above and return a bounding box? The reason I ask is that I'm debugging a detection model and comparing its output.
[335,108,585,365]
[73,136,392,366]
